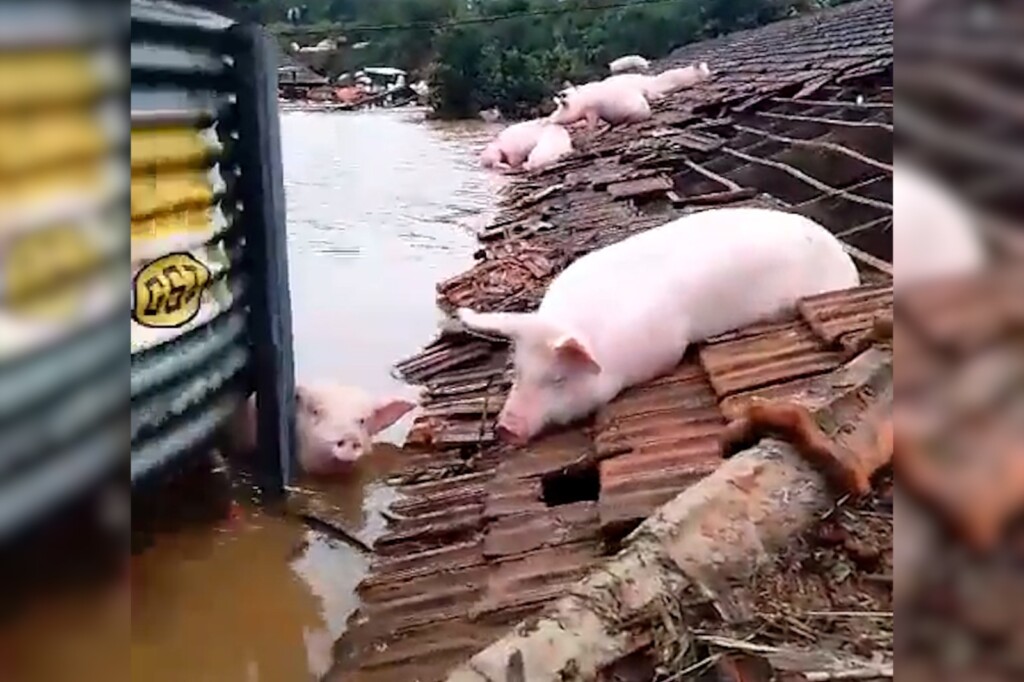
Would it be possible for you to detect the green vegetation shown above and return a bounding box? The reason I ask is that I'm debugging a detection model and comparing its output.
[242,0,851,119]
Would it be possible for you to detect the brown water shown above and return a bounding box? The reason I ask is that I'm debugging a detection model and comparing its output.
[7,108,503,681]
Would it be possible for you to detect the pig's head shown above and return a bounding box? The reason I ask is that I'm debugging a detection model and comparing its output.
[294,382,416,471]
[548,94,583,126]
[456,308,603,444]
[695,61,711,79]
[480,142,504,168]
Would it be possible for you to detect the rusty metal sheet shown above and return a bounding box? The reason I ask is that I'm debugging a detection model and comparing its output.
[699,321,845,398]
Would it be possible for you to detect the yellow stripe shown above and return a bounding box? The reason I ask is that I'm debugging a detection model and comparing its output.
[131,170,215,220]
[0,109,109,175]
[0,50,104,110]
[131,205,215,239]
[0,161,104,211]
[131,127,217,171]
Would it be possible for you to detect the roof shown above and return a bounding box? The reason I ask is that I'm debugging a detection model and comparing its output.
[328,1,1019,679]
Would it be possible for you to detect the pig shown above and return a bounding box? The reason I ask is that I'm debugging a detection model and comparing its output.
[480,141,508,169]
[645,61,711,99]
[479,119,547,170]
[523,123,573,171]
[457,207,859,444]
[228,383,417,475]
[548,78,652,130]
[603,73,659,99]
[893,159,986,289]
[609,54,651,74]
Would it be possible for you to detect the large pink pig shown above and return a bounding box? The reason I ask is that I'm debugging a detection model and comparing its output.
[229,383,417,475]
[523,123,573,171]
[646,61,711,99]
[548,79,652,130]
[479,119,548,170]
[457,207,860,444]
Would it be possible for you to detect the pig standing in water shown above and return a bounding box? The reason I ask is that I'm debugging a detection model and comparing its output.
[457,208,859,444]
[893,159,986,288]
[523,123,573,171]
[479,119,547,170]
[549,79,652,130]
[609,54,651,74]
[229,383,417,475]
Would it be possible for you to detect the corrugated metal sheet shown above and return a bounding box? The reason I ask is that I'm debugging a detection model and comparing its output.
[128,0,250,482]
[0,2,126,539]
[0,0,291,537]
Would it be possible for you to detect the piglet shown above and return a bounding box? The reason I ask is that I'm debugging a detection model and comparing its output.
[228,383,417,476]
[609,54,650,74]
[548,79,652,130]
[893,159,986,289]
[457,207,859,444]
[646,61,711,99]
[479,119,547,170]
[523,124,573,172]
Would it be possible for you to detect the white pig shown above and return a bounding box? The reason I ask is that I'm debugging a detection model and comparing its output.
[549,79,652,130]
[603,73,660,99]
[523,124,573,171]
[229,383,417,475]
[480,141,508,170]
[646,61,711,99]
[457,207,859,444]
[609,55,651,74]
[480,119,548,170]
[893,159,986,288]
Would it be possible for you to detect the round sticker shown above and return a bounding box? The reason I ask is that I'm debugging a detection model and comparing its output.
[131,252,212,328]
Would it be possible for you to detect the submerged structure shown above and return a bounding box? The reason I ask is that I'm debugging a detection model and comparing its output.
[330,1,1023,680]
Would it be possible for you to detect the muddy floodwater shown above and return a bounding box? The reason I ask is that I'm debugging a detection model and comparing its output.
[7,109,503,681]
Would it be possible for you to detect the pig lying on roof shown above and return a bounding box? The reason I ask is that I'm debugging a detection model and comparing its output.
[480,119,548,170]
[457,207,859,444]
[523,123,573,172]
[229,383,417,475]
[609,54,651,74]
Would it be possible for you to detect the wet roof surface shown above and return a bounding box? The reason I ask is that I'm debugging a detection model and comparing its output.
[327,1,1009,678]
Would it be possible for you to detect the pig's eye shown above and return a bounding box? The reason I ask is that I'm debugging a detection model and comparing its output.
[358,417,367,427]
[548,374,567,387]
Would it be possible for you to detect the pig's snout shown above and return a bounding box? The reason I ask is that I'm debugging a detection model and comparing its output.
[333,436,364,461]
[495,414,530,445]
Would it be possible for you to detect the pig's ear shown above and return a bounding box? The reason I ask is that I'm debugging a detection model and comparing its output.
[365,398,417,435]
[551,335,601,374]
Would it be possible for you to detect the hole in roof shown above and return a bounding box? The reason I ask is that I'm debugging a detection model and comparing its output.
[601,518,643,556]
[541,461,600,507]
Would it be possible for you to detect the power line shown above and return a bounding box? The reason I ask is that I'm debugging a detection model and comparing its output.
[280,0,689,35]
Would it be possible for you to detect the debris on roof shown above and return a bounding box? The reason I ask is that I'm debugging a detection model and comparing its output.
[328,1,1019,680]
